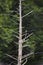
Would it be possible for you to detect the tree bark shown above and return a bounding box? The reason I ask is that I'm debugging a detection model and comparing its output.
[18,0,22,65]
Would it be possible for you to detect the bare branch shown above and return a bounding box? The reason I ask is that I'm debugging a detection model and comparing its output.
[16,8,19,11]
[22,10,33,18]
[5,54,18,61]
[10,18,19,25]
[14,22,19,25]
[14,10,18,14]
[23,39,29,43]
[21,59,25,63]
[14,41,18,45]
[9,62,13,65]
[23,45,30,48]
[22,52,34,59]
[22,33,33,43]
[22,30,27,37]
[9,61,17,65]
[13,35,19,39]
[22,37,29,44]
[24,33,33,39]
[22,58,27,65]
[14,31,19,35]
[22,33,26,36]
[8,10,14,13]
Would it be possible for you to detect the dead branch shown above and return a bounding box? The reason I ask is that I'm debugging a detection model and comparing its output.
[14,31,19,35]
[23,39,29,43]
[9,62,16,65]
[22,10,33,18]
[5,54,18,61]
[24,33,33,40]
[14,41,18,45]
[13,35,19,39]
[22,52,34,59]
[23,45,30,48]
[22,58,27,65]
[22,33,33,43]
[9,62,13,65]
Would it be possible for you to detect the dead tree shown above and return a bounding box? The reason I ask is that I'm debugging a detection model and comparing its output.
[5,0,34,65]
[18,0,34,65]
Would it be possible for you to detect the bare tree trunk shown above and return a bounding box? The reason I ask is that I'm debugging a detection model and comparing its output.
[18,0,22,65]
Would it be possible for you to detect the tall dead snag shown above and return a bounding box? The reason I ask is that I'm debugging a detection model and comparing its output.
[18,0,34,65]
